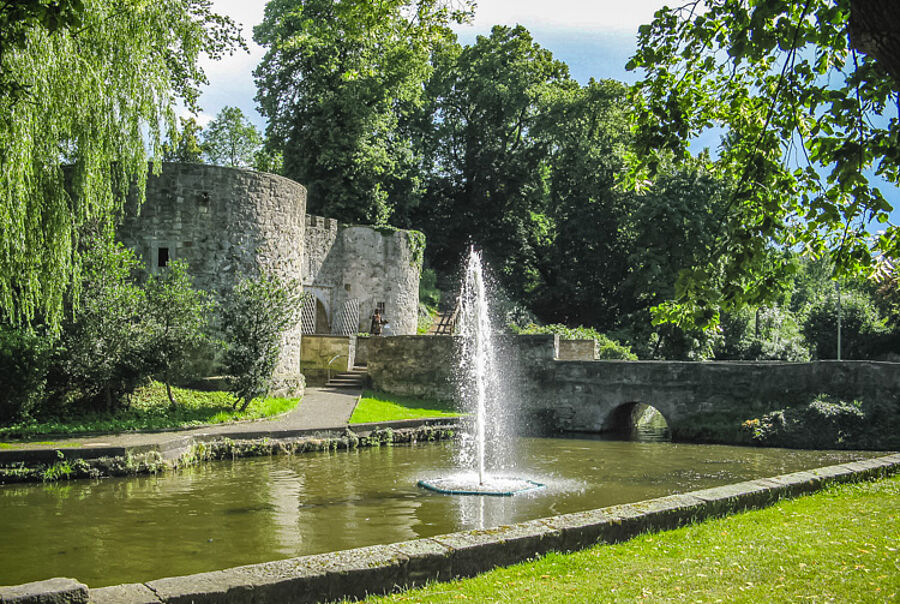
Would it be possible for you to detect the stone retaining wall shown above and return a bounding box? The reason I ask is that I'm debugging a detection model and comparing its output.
[299,335,356,385]
[5,454,897,604]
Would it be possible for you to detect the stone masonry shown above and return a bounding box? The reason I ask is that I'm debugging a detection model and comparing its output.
[304,217,422,336]
[116,163,422,394]
[366,335,900,440]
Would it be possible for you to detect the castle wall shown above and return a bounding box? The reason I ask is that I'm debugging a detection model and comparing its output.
[116,163,307,395]
[303,217,422,336]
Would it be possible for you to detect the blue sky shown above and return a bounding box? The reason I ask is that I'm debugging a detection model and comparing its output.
[201,0,898,226]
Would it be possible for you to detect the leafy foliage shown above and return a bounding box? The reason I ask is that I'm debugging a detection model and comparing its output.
[201,106,263,168]
[143,260,216,406]
[220,275,301,411]
[0,0,243,329]
[627,0,900,329]
[801,287,887,359]
[254,0,473,224]
[163,116,205,163]
[417,25,574,288]
[743,394,899,450]
[714,305,809,361]
[0,327,55,422]
[55,237,150,411]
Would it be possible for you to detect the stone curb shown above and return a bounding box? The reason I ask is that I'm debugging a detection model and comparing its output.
[3,453,897,604]
[0,417,462,469]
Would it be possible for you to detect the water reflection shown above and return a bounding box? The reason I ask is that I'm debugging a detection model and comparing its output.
[0,437,881,587]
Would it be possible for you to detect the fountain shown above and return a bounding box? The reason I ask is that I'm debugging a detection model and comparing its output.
[418,248,544,496]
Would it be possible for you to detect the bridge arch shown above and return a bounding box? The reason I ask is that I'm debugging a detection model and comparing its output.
[604,401,671,441]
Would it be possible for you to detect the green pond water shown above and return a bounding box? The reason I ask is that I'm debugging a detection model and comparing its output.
[0,437,881,588]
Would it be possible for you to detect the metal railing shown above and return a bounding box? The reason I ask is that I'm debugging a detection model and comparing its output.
[326,354,349,384]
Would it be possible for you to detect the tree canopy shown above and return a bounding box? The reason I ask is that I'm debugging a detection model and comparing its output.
[0,0,243,329]
[254,0,474,225]
[627,0,900,328]
[201,106,263,168]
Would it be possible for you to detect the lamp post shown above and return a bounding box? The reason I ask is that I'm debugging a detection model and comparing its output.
[836,280,842,361]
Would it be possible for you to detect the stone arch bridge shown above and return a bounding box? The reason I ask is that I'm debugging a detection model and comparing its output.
[539,358,900,439]
[367,335,900,441]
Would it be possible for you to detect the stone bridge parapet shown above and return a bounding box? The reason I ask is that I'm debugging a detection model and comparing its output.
[368,335,900,442]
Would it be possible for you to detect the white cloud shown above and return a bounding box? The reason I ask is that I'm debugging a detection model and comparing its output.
[178,107,215,128]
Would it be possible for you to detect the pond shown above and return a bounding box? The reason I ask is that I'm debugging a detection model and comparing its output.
[0,436,880,587]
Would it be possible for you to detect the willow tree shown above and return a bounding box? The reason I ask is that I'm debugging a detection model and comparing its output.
[0,0,243,328]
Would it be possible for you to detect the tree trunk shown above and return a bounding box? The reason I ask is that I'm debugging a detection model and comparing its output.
[849,0,900,87]
[166,381,176,408]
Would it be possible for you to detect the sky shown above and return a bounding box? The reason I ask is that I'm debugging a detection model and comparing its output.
[200,0,898,225]
[198,0,667,128]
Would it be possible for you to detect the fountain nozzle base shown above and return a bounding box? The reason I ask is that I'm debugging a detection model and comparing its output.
[417,477,544,497]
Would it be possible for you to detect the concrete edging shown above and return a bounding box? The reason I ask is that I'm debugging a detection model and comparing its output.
[3,453,897,604]
[0,418,461,483]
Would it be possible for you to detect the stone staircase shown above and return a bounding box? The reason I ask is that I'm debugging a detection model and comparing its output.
[325,366,369,389]
[428,306,458,335]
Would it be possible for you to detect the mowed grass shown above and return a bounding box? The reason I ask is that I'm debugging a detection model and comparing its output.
[0,381,299,439]
[365,475,900,603]
[350,390,459,424]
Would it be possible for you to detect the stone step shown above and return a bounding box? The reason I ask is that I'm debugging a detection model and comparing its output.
[326,369,369,389]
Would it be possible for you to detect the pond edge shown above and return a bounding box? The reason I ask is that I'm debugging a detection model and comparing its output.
[2,453,898,604]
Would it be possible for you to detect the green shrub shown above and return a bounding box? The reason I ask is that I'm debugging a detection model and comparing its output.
[0,327,55,422]
[56,238,150,411]
[419,268,441,308]
[715,306,809,361]
[743,394,899,449]
[801,290,886,359]
[220,274,301,411]
[143,260,216,406]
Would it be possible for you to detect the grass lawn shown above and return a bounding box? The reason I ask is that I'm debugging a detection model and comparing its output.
[0,381,299,440]
[350,390,459,424]
[365,474,900,603]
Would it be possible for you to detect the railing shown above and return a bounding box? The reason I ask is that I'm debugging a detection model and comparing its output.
[433,303,459,335]
[326,354,349,384]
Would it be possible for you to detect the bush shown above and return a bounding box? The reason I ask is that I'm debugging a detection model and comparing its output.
[143,260,216,406]
[0,327,55,422]
[715,306,809,361]
[801,290,886,359]
[743,394,899,449]
[220,274,301,411]
[511,323,637,360]
[56,238,150,411]
[419,268,441,308]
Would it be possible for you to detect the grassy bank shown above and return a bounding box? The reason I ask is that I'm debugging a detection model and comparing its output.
[0,381,299,439]
[350,390,459,424]
[366,475,900,603]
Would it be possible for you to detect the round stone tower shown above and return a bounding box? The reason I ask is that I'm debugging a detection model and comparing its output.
[116,163,307,395]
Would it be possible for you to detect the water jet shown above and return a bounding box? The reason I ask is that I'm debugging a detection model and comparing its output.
[418,248,545,497]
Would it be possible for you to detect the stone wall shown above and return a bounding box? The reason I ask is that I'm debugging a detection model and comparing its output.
[300,335,356,384]
[304,217,422,336]
[116,163,307,395]
[557,340,595,361]
[365,335,900,442]
[367,335,557,403]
